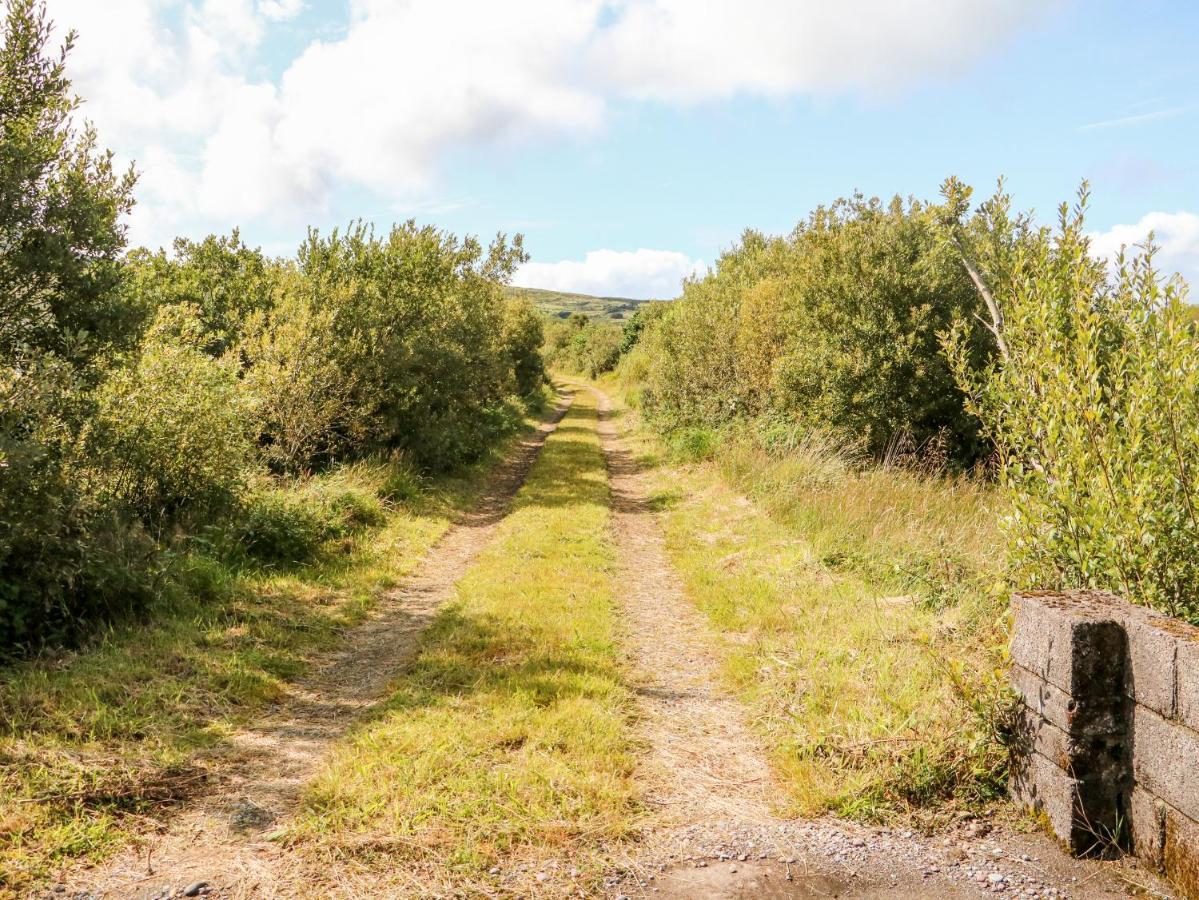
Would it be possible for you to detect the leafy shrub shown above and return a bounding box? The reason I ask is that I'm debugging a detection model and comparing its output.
[0,2,544,651]
[83,305,255,530]
[946,183,1199,622]
[0,0,143,649]
[299,221,530,470]
[241,278,364,475]
[123,232,279,355]
[544,314,625,378]
[500,296,546,395]
[234,489,328,565]
[639,194,991,465]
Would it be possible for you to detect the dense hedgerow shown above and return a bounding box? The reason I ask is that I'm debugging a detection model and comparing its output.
[544,306,664,380]
[634,174,1199,622]
[0,0,545,650]
[637,194,992,465]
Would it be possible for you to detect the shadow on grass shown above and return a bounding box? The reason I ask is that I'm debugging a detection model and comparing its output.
[364,605,619,720]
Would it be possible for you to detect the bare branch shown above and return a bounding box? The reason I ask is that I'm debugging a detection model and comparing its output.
[953,236,1009,362]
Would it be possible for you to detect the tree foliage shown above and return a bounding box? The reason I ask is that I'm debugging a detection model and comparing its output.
[0,1,546,649]
[946,182,1199,621]
[640,195,991,463]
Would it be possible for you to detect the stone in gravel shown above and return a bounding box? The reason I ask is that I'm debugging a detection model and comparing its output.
[230,799,274,831]
[183,882,208,897]
[535,872,548,883]
[729,866,738,874]
[738,853,747,861]
[850,837,865,847]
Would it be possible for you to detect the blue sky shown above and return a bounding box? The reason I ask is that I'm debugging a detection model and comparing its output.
[45,0,1199,297]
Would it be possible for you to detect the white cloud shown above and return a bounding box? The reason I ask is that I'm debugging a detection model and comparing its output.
[514,248,704,299]
[591,0,1054,102]
[43,0,1057,247]
[257,0,302,21]
[1089,212,1199,292]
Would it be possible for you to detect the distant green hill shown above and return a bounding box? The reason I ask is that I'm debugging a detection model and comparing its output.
[505,285,653,322]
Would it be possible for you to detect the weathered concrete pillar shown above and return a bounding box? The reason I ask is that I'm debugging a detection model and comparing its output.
[1009,592,1131,855]
[1010,590,1199,897]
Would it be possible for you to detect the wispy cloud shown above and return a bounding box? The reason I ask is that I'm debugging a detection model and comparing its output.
[390,196,478,216]
[1081,104,1197,130]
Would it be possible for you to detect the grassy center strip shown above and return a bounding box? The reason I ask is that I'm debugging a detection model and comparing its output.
[287,389,638,891]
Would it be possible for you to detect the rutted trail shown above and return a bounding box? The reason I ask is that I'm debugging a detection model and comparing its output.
[65,395,573,900]
[590,385,1163,900]
[592,385,899,898]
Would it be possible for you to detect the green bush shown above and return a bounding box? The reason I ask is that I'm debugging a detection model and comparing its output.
[234,489,328,565]
[123,232,279,355]
[639,193,990,465]
[946,183,1199,622]
[544,314,625,378]
[0,0,143,649]
[500,296,546,395]
[299,221,531,470]
[82,305,255,530]
[241,277,365,475]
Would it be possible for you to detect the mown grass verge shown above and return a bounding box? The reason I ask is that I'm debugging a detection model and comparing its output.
[0,402,549,898]
[286,389,639,896]
[599,377,1012,826]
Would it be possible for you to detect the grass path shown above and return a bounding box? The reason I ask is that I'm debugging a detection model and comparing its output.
[589,384,1164,900]
[17,384,1172,899]
[282,386,639,897]
[52,396,573,899]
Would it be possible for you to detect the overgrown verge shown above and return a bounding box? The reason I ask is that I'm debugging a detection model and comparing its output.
[0,408,545,897]
[0,0,546,652]
[285,390,639,897]
[601,381,1012,825]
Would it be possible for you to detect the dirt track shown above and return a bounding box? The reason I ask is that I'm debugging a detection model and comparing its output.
[54,386,1173,899]
[62,396,573,900]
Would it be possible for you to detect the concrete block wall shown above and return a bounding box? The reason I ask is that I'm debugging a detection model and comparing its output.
[1010,590,1199,896]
